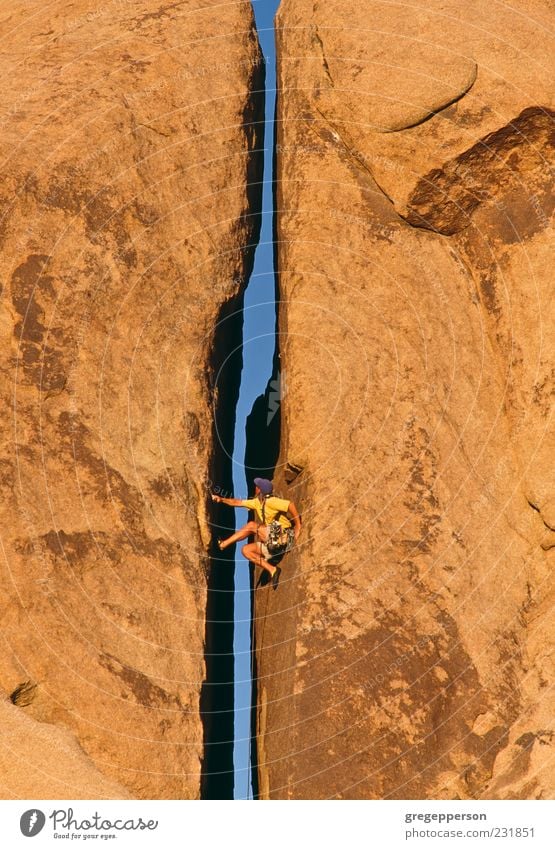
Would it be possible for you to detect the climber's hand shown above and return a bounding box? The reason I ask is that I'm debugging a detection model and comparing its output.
[211,493,221,503]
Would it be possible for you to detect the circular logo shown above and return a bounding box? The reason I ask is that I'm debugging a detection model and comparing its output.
[20,810,46,837]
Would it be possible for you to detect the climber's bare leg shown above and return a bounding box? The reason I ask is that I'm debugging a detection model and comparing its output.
[256,525,269,543]
[241,542,276,577]
[219,521,258,550]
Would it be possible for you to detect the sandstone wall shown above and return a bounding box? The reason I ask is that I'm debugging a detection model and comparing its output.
[0,0,263,798]
[254,0,554,799]
[0,690,132,799]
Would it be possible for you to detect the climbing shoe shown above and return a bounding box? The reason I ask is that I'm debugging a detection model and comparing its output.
[271,566,281,590]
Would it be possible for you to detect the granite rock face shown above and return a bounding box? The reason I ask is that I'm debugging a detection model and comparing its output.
[0,0,263,798]
[254,0,554,799]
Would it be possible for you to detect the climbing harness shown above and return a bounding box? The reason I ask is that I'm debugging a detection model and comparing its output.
[261,495,295,556]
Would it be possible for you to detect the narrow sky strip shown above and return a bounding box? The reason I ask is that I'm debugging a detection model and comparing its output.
[232,0,281,801]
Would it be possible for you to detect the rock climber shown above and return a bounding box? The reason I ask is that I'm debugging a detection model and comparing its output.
[212,477,301,587]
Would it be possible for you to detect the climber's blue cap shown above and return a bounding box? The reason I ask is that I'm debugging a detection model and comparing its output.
[254,477,273,495]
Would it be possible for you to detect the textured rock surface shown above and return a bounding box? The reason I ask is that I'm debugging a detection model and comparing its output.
[0,691,132,799]
[254,0,554,798]
[0,0,262,798]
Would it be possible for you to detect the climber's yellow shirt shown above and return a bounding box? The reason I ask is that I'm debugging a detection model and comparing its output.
[240,496,292,528]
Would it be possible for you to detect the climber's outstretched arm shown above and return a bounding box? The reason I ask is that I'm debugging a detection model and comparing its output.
[211,494,244,507]
[288,501,302,539]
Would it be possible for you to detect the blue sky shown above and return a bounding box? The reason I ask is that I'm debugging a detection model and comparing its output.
[232,0,281,801]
